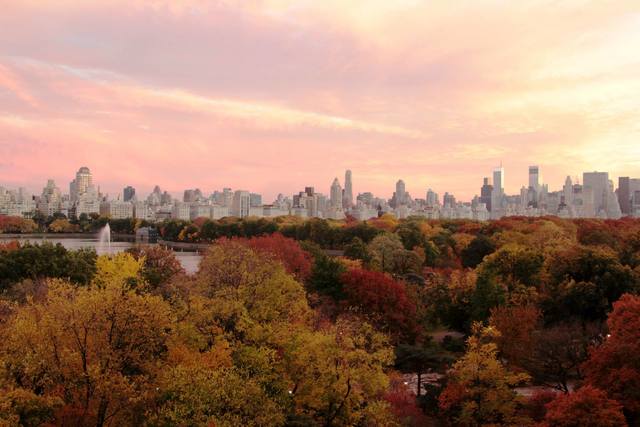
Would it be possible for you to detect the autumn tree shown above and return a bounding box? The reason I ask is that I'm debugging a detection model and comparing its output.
[241,233,313,282]
[583,293,640,423]
[284,318,394,426]
[48,218,79,233]
[127,244,185,289]
[343,236,372,264]
[0,386,63,426]
[541,385,626,427]
[523,321,603,393]
[368,233,422,276]
[460,234,495,269]
[151,365,285,426]
[438,324,531,426]
[340,268,420,343]
[489,304,541,368]
[543,245,637,322]
[0,216,37,233]
[195,240,311,345]
[0,269,174,426]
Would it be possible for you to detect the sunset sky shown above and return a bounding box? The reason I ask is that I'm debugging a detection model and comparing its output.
[1,0,639,201]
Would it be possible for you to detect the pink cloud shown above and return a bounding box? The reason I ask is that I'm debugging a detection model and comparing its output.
[0,1,639,201]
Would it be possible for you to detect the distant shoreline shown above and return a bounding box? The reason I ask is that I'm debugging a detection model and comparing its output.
[0,232,135,240]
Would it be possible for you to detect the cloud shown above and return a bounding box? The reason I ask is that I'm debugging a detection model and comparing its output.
[0,1,639,200]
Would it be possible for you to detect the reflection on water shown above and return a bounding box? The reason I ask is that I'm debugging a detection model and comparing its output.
[0,236,202,274]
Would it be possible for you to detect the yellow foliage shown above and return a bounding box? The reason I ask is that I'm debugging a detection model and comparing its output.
[92,252,145,288]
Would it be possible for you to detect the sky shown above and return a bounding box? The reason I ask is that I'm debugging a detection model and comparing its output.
[1,0,639,201]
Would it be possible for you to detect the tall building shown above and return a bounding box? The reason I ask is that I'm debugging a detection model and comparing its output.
[443,192,456,208]
[563,176,574,211]
[528,166,540,192]
[619,177,631,215]
[491,166,504,217]
[583,171,610,216]
[330,178,342,208]
[123,186,136,202]
[480,177,493,212]
[70,166,93,202]
[232,190,251,218]
[37,180,64,216]
[426,189,439,207]
[250,193,262,207]
[343,170,353,209]
[396,180,406,205]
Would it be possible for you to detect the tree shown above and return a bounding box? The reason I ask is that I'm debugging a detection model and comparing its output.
[543,245,637,322]
[523,321,603,393]
[195,240,310,342]
[0,243,96,291]
[305,243,347,301]
[383,374,430,426]
[151,366,285,426]
[0,216,37,233]
[477,244,544,289]
[340,268,419,343]
[92,252,145,289]
[489,304,541,368]
[241,233,313,282]
[461,234,496,269]
[127,245,185,289]
[395,341,446,397]
[423,269,477,332]
[0,387,62,427]
[284,318,394,426]
[0,279,173,426]
[438,324,531,426]
[541,385,626,427]
[368,233,422,276]
[343,236,372,264]
[583,293,640,422]
[48,218,79,233]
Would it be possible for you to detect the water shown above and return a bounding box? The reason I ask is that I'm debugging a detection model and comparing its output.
[98,223,111,254]
[0,235,202,274]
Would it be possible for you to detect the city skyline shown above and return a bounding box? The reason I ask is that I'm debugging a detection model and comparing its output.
[2,163,639,222]
[1,1,639,200]
[0,162,634,203]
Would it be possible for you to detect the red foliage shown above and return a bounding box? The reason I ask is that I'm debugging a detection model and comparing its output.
[523,390,557,422]
[0,240,20,251]
[575,218,623,249]
[583,293,640,418]
[384,374,430,426]
[240,233,313,282]
[192,216,209,229]
[340,268,419,343]
[541,385,626,427]
[0,216,36,233]
[438,381,467,413]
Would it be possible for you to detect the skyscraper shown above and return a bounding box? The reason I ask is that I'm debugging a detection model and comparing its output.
[583,171,609,216]
[528,166,540,192]
[396,179,406,206]
[480,177,493,212]
[123,186,136,202]
[231,190,250,218]
[330,178,342,208]
[343,170,353,209]
[619,177,631,215]
[70,166,93,202]
[491,166,504,218]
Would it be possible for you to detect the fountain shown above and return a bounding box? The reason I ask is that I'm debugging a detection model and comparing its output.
[98,223,111,255]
